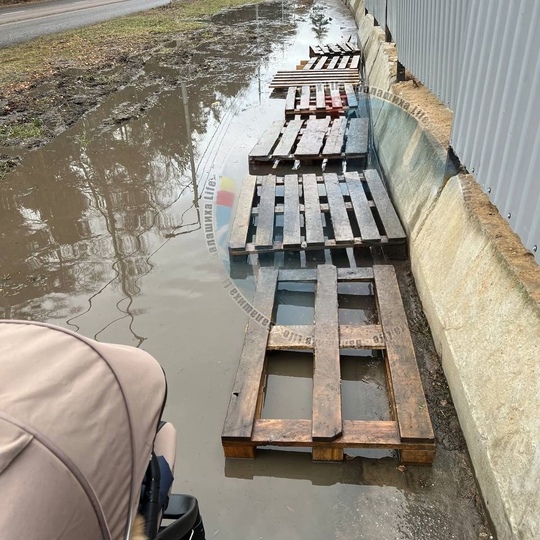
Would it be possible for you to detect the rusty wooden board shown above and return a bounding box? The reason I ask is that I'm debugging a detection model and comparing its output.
[228,172,406,257]
[221,265,435,464]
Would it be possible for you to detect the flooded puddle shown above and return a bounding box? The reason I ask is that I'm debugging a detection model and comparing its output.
[0,0,491,538]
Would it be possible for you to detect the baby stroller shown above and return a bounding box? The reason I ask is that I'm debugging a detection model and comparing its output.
[0,320,205,540]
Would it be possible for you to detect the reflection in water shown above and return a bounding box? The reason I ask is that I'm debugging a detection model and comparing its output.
[0,0,303,341]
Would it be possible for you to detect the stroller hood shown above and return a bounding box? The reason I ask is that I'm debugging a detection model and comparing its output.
[0,320,167,540]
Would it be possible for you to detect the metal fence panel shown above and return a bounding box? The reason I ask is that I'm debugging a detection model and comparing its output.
[365,0,540,261]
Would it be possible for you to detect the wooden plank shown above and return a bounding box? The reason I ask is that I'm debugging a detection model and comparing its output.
[350,55,361,70]
[273,119,303,157]
[400,448,436,465]
[312,447,343,462]
[330,87,342,109]
[285,87,297,112]
[249,121,283,158]
[252,419,403,448]
[268,325,313,350]
[327,56,340,70]
[294,117,330,157]
[344,171,381,243]
[283,174,301,247]
[314,56,327,70]
[222,268,278,440]
[315,84,325,109]
[302,57,318,70]
[337,267,374,281]
[324,173,354,243]
[222,444,256,459]
[299,85,310,110]
[339,325,385,349]
[278,267,373,282]
[328,44,341,54]
[255,176,276,249]
[344,117,369,156]
[363,169,406,241]
[338,56,349,69]
[229,175,257,252]
[344,83,358,107]
[373,265,434,442]
[302,173,325,246]
[312,265,342,441]
[322,117,347,156]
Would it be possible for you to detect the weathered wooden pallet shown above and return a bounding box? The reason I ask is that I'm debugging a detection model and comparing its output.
[221,264,435,464]
[228,170,406,256]
[309,42,361,57]
[298,53,361,71]
[269,68,360,89]
[284,84,360,118]
[248,117,368,168]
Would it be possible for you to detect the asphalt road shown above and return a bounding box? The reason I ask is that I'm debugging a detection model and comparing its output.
[0,0,172,48]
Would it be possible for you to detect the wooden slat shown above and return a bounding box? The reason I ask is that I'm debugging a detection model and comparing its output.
[273,119,302,157]
[312,265,342,441]
[322,117,347,156]
[252,419,403,448]
[294,117,330,156]
[344,83,358,107]
[338,56,349,69]
[267,324,385,350]
[315,84,325,109]
[299,85,310,110]
[285,87,296,112]
[302,57,318,70]
[327,56,340,70]
[344,171,381,243]
[255,176,276,249]
[337,267,374,281]
[283,175,301,247]
[222,268,278,440]
[324,173,354,243]
[344,117,369,155]
[302,173,325,246]
[277,267,373,282]
[249,121,283,158]
[314,56,327,70]
[229,175,257,252]
[373,265,434,442]
[350,55,361,70]
[363,169,406,240]
[330,87,342,109]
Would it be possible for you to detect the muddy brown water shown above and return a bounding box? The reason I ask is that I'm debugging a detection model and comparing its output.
[0,0,493,538]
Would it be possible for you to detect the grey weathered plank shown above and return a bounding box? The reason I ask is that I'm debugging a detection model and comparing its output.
[344,117,369,156]
[344,171,381,243]
[294,117,330,157]
[300,85,310,110]
[285,87,296,112]
[314,56,327,70]
[222,268,278,440]
[249,121,283,158]
[344,83,358,107]
[324,173,354,243]
[338,56,349,69]
[330,87,342,109]
[350,54,361,70]
[302,173,325,246]
[322,117,347,156]
[273,119,303,158]
[283,174,301,247]
[327,56,340,70]
[302,57,318,70]
[315,84,325,109]
[229,174,257,252]
[363,169,406,240]
[312,265,342,441]
[255,176,276,249]
[373,265,434,442]
[277,267,373,282]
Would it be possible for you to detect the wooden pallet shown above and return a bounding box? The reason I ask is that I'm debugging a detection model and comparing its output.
[284,84,360,118]
[309,42,360,57]
[221,264,435,464]
[228,170,406,256]
[298,53,361,71]
[269,68,360,89]
[249,117,368,168]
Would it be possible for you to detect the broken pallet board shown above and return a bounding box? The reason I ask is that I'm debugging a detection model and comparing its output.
[248,116,368,168]
[284,84,360,118]
[270,68,360,89]
[228,170,406,256]
[222,264,435,463]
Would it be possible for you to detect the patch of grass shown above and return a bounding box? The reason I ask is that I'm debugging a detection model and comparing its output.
[0,119,42,142]
[0,0,263,92]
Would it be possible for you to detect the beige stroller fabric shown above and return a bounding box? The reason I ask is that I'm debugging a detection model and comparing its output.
[0,320,167,540]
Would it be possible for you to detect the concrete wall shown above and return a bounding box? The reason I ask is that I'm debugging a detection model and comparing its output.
[345,1,540,538]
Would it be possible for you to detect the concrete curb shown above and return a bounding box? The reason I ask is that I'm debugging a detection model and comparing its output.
[345,1,540,538]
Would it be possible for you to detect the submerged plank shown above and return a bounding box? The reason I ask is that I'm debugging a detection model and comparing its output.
[229,175,257,252]
[363,169,406,241]
[222,268,278,440]
[373,265,434,442]
[324,173,354,243]
[344,171,381,243]
[249,121,282,158]
[283,174,301,247]
[302,173,325,246]
[255,176,276,249]
[312,265,342,441]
